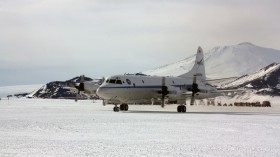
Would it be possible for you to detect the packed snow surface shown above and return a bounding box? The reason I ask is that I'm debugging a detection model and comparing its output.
[0,98,280,157]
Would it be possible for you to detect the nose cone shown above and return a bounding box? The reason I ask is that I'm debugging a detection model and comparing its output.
[96,87,109,99]
[96,87,103,98]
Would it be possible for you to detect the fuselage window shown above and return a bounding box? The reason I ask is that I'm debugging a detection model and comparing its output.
[142,80,144,83]
[172,81,175,84]
[116,80,122,84]
[126,79,131,85]
[106,79,109,83]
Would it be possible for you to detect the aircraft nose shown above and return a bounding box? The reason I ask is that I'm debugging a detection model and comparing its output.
[96,87,108,99]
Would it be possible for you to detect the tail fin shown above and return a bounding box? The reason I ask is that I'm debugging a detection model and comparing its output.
[178,47,206,80]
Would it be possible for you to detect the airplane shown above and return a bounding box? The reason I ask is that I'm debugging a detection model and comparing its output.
[96,47,232,112]
[65,76,102,101]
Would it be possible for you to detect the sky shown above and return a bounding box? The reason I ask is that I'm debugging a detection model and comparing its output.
[0,0,280,86]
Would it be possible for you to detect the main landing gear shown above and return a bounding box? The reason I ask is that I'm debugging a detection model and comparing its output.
[120,104,129,111]
[113,104,129,112]
[177,105,186,113]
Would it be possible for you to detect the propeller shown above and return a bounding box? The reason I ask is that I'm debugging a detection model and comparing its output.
[98,77,106,85]
[102,99,106,106]
[75,75,85,102]
[190,75,199,105]
[161,77,169,108]
[101,77,106,84]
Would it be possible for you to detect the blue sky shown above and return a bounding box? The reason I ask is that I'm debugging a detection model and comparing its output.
[0,0,280,86]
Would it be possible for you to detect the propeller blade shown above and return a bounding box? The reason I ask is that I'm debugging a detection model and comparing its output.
[101,77,105,84]
[190,75,198,105]
[190,96,195,105]
[74,75,85,102]
[193,74,197,84]
[161,77,166,108]
[80,75,84,83]
[161,98,165,108]
[75,93,78,102]
[78,75,85,92]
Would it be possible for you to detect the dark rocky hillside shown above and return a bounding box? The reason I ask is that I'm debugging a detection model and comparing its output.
[222,63,280,96]
[30,76,93,99]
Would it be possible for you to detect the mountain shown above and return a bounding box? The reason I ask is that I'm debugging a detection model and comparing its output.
[28,76,93,99]
[144,42,280,79]
[0,84,43,98]
[221,63,280,96]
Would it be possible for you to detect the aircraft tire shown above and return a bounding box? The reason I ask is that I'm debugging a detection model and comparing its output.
[177,106,182,112]
[124,104,129,111]
[120,104,124,111]
[120,104,129,111]
[182,105,186,112]
[177,105,186,113]
[113,107,120,112]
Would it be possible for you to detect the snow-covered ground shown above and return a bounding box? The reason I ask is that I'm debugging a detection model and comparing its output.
[0,98,280,157]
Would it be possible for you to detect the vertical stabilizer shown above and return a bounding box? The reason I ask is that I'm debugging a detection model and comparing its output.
[178,47,206,80]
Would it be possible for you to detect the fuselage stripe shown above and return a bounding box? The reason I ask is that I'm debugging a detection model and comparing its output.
[99,85,192,89]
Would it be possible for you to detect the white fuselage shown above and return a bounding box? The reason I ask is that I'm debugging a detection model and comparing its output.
[96,74,218,105]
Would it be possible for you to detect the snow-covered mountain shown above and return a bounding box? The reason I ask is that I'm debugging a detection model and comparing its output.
[221,63,280,96]
[144,42,280,79]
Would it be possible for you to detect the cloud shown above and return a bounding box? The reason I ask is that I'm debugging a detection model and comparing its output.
[0,0,280,85]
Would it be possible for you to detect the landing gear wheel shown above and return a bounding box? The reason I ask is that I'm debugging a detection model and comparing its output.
[177,106,182,112]
[120,104,124,111]
[113,106,120,112]
[182,105,186,112]
[177,105,186,113]
[124,104,129,111]
[120,104,129,111]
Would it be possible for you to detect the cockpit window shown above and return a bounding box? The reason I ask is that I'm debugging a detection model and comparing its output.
[107,79,122,84]
[109,79,116,83]
[116,80,122,84]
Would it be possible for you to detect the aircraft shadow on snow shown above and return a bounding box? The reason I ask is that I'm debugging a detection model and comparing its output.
[120,110,280,116]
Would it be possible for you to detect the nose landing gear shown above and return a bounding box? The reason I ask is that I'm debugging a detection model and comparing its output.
[177,105,186,112]
[113,105,120,112]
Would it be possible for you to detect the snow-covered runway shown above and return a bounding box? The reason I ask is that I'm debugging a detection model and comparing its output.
[0,99,280,157]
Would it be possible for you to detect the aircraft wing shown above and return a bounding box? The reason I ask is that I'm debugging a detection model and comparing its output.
[203,77,239,87]
[209,89,246,97]
[204,77,239,83]
[181,91,192,96]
